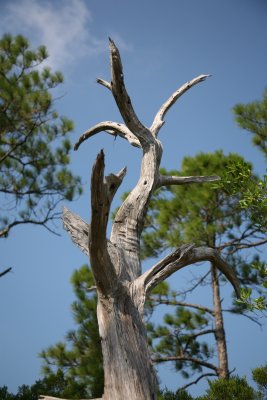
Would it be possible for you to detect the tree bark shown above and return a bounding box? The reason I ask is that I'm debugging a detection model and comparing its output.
[47,39,240,400]
[97,284,157,400]
[211,263,229,379]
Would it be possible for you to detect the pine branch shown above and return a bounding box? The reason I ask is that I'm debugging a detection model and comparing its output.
[0,267,12,278]
[177,372,217,392]
[152,355,218,373]
[150,296,214,315]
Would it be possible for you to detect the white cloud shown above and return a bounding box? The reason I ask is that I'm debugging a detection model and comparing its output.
[1,0,108,71]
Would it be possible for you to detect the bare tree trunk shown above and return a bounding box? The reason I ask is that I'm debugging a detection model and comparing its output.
[211,263,229,379]
[97,288,157,399]
[41,39,240,400]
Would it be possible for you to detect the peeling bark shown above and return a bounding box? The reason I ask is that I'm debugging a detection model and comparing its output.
[49,40,240,400]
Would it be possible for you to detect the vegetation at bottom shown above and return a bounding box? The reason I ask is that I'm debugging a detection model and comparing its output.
[2,363,267,400]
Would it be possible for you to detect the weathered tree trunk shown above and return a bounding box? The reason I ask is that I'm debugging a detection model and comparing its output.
[41,39,240,400]
[97,287,157,399]
[211,263,229,379]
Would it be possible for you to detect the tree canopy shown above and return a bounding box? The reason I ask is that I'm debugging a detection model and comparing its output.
[233,89,267,159]
[143,151,265,386]
[0,34,82,238]
[40,265,103,399]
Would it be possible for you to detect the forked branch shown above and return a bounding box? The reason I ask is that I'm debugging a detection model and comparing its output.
[89,150,126,293]
[90,150,125,250]
[109,38,151,145]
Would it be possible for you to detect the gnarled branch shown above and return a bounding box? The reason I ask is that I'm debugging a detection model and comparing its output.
[142,244,240,297]
[157,174,220,188]
[74,121,141,151]
[151,74,210,136]
[89,150,125,293]
[90,150,126,248]
[62,207,89,256]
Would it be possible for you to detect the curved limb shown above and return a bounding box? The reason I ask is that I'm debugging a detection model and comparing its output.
[177,372,217,392]
[74,121,141,150]
[151,74,210,136]
[141,244,240,297]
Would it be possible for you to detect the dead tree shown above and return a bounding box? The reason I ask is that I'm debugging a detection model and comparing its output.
[40,39,240,400]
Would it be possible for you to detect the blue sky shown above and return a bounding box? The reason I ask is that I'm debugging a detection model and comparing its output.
[0,0,266,397]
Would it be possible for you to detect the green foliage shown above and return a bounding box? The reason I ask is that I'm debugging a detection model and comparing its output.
[212,161,267,231]
[2,366,267,399]
[219,90,267,311]
[196,376,257,400]
[252,363,267,399]
[231,89,267,228]
[142,151,253,258]
[159,388,194,400]
[157,365,267,399]
[148,306,212,378]
[0,370,81,399]
[40,265,103,398]
[233,88,267,158]
[0,386,14,400]
[142,150,265,382]
[0,34,82,237]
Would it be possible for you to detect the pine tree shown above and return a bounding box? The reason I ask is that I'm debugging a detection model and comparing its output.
[233,89,267,158]
[143,151,265,386]
[40,265,103,399]
[0,34,82,239]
